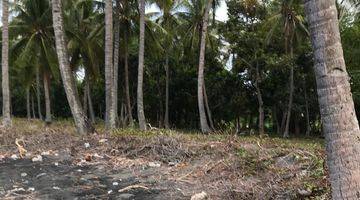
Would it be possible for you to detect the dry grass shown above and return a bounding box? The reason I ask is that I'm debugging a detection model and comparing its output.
[0,118,329,199]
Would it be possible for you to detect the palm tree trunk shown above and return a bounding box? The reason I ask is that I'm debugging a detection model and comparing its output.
[36,67,43,120]
[124,32,133,126]
[43,72,52,124]
[87,81,96,124]
[283,44,294,138]
[255,63,264,135]
[137,0,147,130]
[197,0,213,133]
[105,0,116,129]
[164,55,170,129]
[1,0,11,127]
[83,78,88,117]
[52,0,93,134]
[26,86,31,120]
[112,0,121,128]
[304,78,311,137]
[31,92,36,119]
[203,84,215,130]
[305,0,360,198]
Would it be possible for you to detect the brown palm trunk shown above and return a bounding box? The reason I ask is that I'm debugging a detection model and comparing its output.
[31,92,36,119]
[105,0,116,129]
[36,67,43,120]
[137,0,147,130]
[26,86,31,120]
[197,0,213,133]
[203,84,215,130]
[283,44,294,138]
[305,0,360,198]
[43,72,52,124]
[304,78,311,137]
[124,32,133,126]
[112,0,121,127]
[164,55,170,129]
[52,0,93,134]
[1,0,11,127]
[255,63,265,135]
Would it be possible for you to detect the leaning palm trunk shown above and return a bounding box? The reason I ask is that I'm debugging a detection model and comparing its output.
[26,86,31,120]
[305,0,360,198]
[105,0,116,129]
[137,0,147,130]
[124,32,133,126]
[52,0,93,134]
[43,72,52,124]
[1,0,11,127]
[36,67,43,120]
[203,84,215,130]
[164,55,170,129]
[197,0,212,133]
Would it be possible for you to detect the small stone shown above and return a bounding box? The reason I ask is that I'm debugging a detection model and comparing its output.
[84,143,90,148]
[11,154,18,160]
[77,169,82,172]
[21,173,27,177]
[107,190,113,194]
[113,182,119,186]
[32,155,43,162]
[191,191,208,200]
[52,186,61,190]
[28,187,35,192]
[148,162,161,168]
[168,161,177,166]
[54,162,59,166]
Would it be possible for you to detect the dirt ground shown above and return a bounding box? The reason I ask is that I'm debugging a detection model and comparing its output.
[0,119,330,200]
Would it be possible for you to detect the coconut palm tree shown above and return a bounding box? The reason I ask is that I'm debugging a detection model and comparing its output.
[51,0,93,134]
[305,0,360,198]
[266,0,308,137]
[11,0,60,124]
[2,0,12,127]
[137,0,147,130]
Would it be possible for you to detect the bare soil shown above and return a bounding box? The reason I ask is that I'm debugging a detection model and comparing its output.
[0,119,330,200]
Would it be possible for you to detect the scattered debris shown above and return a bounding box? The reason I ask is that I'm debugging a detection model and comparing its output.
[0,155,5,161]
[20,172,27,177]
[99,139,108,143]
[36,173,47,179]
[297,188,312,197]
[10,154,18,160]
[118,193,135,199]
[54,162,59,166]
[84,143,90,148]
[191,191,208,200]
[85,154,92,162]
[32,155,43,162]
[107,190,113,194]
[15,138,27,158]
[148,162,161,168]
[52,186,61,190]
[28,187,35,192]
[113,182,119,186]
[118,184,149,193]
[41,151,51,156]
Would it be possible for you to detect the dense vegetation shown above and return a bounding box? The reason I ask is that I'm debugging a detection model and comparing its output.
[0,0,357,137]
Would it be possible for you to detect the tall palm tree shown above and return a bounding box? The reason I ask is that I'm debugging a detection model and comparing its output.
[197,0,213,133]
[51,0,93,134]
[305,0,360,198]
[105,0,116,129]
[137,0,147,130]
[2,0,11,127]
[266,0,308,137]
